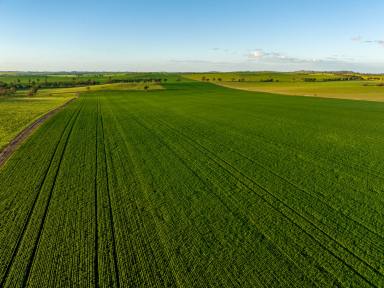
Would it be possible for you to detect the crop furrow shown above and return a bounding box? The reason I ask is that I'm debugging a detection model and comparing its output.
[106,104,180,287]
[230,147,384,238]
[20,101,84,287]
[193,110,384,209]
[141,100,384,227]
[129,114,320,287]
[148,116,382,287]
[0,102,79,287]
[100,109,120,287]
[99,98,180,287]
[96,98,120,287]
[185,95,384,182]
[164,112,384,244]
[94,95,100,287]
[128,111,348,285]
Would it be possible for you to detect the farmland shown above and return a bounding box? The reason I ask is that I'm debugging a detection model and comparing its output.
[0,80,383,287]
[185,72,384,101]
[0,72,180,90]
[0,94,73,150]
[216,81,384,101]
[184,71,384,82]
[0,76,166,153]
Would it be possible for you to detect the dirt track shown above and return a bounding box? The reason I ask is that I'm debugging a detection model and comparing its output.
[0,98,77,168]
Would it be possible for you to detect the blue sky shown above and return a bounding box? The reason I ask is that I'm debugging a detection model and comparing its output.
[0,0,383,72]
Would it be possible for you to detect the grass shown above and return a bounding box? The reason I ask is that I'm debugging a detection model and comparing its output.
[184,72,384,101]
[0,81,383,286]
[0,95,73,150]
[0,72,183,86]
[13,83,164,98]
[0,83,163,152]
[216,80,384,101]
[35,82,164,95]
[184,71,384,82]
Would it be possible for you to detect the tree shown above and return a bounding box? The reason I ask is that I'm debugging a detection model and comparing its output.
[9,86,17,94]
[0,87,7,96]
[28,86,39,97]
[0,87,14,96]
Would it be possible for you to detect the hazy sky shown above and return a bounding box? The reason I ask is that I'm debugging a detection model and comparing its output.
[1,0,383,72]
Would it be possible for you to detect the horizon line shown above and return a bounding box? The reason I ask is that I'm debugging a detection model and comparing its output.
[1,70,384,75]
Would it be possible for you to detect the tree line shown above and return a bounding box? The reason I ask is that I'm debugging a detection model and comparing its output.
[0,77,169,96]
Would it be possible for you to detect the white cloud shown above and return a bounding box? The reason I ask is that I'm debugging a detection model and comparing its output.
[248,50,264,59]
[164,56,384,73]
[247,49,317,64]
[169,48,380,73]
[351,36,384,48]
[351,35,363,42]
[364,40,384,47]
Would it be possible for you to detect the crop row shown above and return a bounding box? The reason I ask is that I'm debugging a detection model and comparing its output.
[0,82,383,287]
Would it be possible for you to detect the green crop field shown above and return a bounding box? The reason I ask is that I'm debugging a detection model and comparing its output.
[216,81,384,101]
[0,95,73,150]
[184,71,384,82]
[0,81,383,287]
[11,82,164,99]
[0,72,181,86]
[184,72,384,101]
[0,81,165,153]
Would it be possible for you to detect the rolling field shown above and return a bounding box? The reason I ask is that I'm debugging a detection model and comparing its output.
[0,72,180,86]
[33,82,164,96]
[184,71,384,82]
[0,82,383,287]
[0,83,163,153]
[0,95,73,150]
[13,83,164,99]
[184,72,384,101]
[215,81,384,101]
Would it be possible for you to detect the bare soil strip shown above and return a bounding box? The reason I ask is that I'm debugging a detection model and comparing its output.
[0,97,77,168]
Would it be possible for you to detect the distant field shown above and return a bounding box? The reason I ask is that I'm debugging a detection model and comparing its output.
[0,81,383,287]
[21,83,164,97]
[0,95,73,150]
[0,72,181,86]
[217,81,384,101]
[184,72,384,101]
[0,82,164,153]
[184,71,384,82]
